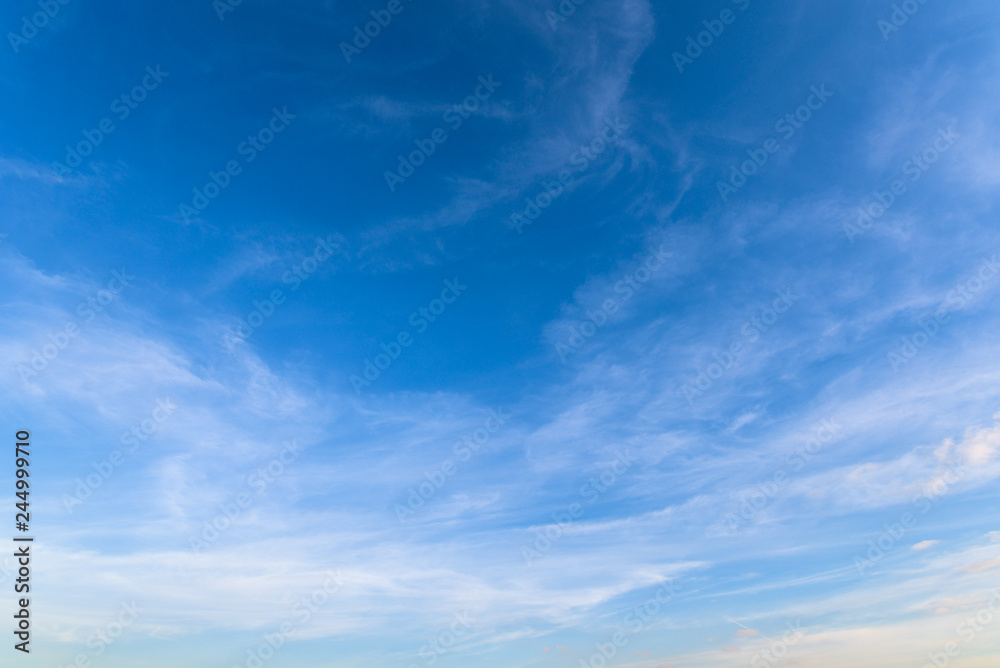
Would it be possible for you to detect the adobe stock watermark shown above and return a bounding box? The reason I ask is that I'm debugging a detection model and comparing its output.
[190,440,304,552]
[545,0,587,30]
[520,450,637,565]
[178,107,296,224]
[214,0,243,21]
[677,288,799,405]
[62,399,177,513]
[717,84,834,201]
[922,589,1000,668]
[222,236,344,351]
[672,0,752,73]
[340,0,415,63]
[407,612,475,668]
[853,460,963,574]
[57,601,145,668]
[7,0,72,53]
[52,66,170,177]
[508,118,628,234]
[18,269,134,383]
[231,570,349,668]
[844,126,959,242]
[384,75,501,192]
[723,418,841,533]
[750,621,806,668]
[394,408,511,522]
[886,255,998,371]
[878,0,932,41]
[577,581,679,668]
[554,244,670,362]
[350,278,467,393]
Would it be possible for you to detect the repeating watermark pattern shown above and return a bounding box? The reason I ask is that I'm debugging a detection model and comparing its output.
[384,75,501,192]
[214,0,243,21]
[723,419,841,533]
[406,612,475,668]
[350,278,467,393]
[853,460,963,574]
[222,236,344,352]
[394,408,510,522]
[230,570,349,668]
[554,244,670,362]
[17,270,134,383]
[57,601,145,668]
[7,0,73,53]
[508,118,628,234]
[177,107,296,224]
[750,621,806,668]
[717,84,834,201]
[53,66,170,176]
[878,0,933,41]
[844,126,959,242]
[887,255,998,371]
[672,0,752,73]
[62,399,178,513]
[0,556,17,587]
[520,450,637,565]
[340,0,415,63]
[677,288,800,405]
[545,0,588,30]
[922,589,1000,668]
[190,440,303,552]
[577,581,679,668]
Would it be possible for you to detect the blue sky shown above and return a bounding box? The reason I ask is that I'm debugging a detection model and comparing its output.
[2,0,1000,666]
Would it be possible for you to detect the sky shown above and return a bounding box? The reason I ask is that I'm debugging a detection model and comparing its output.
[1,0,1000,666]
